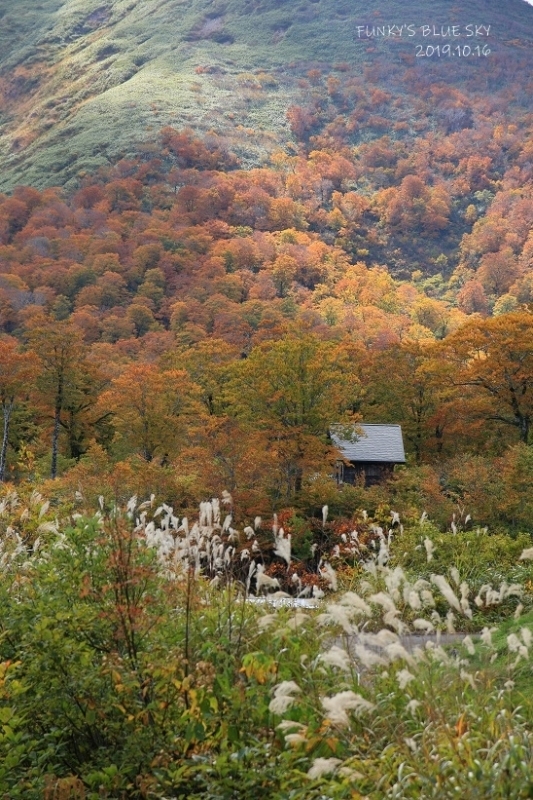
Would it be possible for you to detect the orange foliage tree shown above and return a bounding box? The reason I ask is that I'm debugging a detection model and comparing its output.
[0,338,39,481]
[442,312,533,445]
[95,363,203,463]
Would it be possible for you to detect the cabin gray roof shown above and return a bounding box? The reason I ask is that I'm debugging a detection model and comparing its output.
[330,424,406,464]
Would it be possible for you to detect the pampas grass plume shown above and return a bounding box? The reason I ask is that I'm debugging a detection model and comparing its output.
[397,668,415,690]
[431,574,462,613]
[269,681,301,714]
[339,592,372,617]
[424,538,434,563]
[307,758,342,779]
[318,645,353,672]
[318,604,357,634]
[321,691,375,727]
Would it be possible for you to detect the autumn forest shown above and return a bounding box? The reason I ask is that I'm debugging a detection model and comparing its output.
[2,72,533,530]
[4,1,533,797]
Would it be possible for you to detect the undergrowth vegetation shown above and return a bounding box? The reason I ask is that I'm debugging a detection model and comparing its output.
[1,491,533,798]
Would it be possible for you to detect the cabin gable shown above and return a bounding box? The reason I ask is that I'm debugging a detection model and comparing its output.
[331,424,406,487]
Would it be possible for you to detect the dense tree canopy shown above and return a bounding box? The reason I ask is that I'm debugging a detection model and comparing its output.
[0,102,531,515]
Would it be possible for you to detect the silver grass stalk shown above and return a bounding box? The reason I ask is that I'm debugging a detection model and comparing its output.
[353,644,387,669]
[363,560,378,579]
[365,629,400,647]
[506,633,528,660]
[501,582,523,600]
[321,691,375,727]
[222,514,232,532]
[407,590,422,611]
[413,618,435,634]
[269,681,301,714]
[385,642,416,668]
[29,490,43,507]
[255,564,280,592]
[369,591,397,614]
[359,579,375,595]
[426,643,452,665]
[460,670,476,690]
[421,589,436,607]
[446,610,456,634]
[318,604,357,634]
[319,562,338,591]
[383,611,409,635]
[385,566,406,602]
[339,592,372,617]
[377,541,389,567]
[307,758,342,779]
[521,627,532,648]
[406,699,421,715]
[277,720,307,733]
[273,530,291,567]
[318,645,353,672]
[285,612,309,630]
[480,627,497,648]
[285,732,308,747]
[257,613,278,631]
[396,668,415,690]
[277,720,308,747]
[424,538,434,563]
[431,574,462,613]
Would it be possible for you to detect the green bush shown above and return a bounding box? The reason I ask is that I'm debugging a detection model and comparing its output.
[2,494,533,798]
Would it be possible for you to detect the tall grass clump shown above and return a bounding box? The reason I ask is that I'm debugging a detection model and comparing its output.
[1,492,533,798]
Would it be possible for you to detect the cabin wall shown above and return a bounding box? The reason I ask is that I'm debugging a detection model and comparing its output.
[336,461,395,487]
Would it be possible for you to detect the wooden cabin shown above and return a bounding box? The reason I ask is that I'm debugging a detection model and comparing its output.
[331,424,406,487]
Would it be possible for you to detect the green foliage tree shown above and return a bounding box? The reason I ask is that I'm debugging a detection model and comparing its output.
[227,330,361,499]
[26,319,91,478]
[166,338,240,416]
[362,341,454,462]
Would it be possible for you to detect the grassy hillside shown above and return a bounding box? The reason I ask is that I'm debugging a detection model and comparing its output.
[1,0,533,190]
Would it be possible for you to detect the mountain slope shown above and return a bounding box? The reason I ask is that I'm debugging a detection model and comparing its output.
[1,0,533,190]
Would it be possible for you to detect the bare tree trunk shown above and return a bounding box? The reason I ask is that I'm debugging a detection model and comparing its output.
[51,374,64,479]
[519,415,530,445]
[0,400,14,482]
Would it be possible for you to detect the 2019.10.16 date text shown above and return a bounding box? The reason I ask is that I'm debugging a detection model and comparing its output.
[416,43,491,57]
